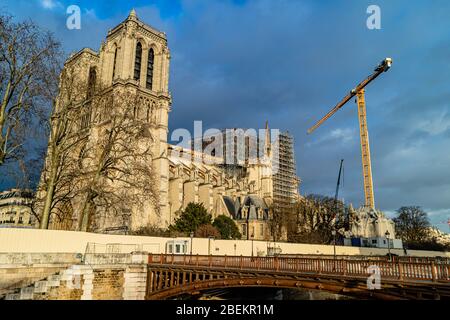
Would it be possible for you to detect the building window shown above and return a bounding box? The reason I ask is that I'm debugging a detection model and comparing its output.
[260,224,264,236]
[87,67,96,99]
[134,42,142,81]
[146,48,154,90]
[112,47,118,80]
[241,224,246,236]
[80,103,91,129]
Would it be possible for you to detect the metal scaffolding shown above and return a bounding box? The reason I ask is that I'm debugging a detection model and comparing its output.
[272,132,299,211]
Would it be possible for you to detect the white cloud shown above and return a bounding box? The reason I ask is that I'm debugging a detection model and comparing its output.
[84,8,97,19]
[306,127,356,147]
[417,108,450,135]
[329,128,355,143]
[40,0,62,10]
[384,210,396,219]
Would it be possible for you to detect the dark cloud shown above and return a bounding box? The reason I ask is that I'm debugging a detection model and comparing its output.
[2,0,449,231]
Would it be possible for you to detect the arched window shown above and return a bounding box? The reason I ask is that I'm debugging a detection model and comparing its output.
[87,67,96,99]
[146,48,154,90]
[112,47,118,80]
[134,42,142,81]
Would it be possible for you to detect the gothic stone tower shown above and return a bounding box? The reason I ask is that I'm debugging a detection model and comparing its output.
[47,10,172,231]
[102,9,172,229]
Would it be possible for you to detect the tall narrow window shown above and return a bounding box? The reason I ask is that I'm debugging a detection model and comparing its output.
[146,48,154,90]
[134,42,142,81]
[112,47,118,80]
[87,67,96,99]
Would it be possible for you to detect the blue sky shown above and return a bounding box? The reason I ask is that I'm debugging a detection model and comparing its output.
[1,0,450,232]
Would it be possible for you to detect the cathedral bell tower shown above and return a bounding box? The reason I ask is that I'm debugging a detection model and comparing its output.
[99,9,172,228]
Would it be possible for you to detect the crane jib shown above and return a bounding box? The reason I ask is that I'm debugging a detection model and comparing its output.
[307,67,386,134]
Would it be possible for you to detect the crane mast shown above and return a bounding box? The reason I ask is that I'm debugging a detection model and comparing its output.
[333,159,344,221]
[307,58,392,209]
[356,89,375,209]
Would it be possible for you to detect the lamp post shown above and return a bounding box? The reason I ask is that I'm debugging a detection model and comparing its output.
[331,229,337,271]
[385,230,391,261]
[251,233,254,258]
[208,236,214,255]
[190,232,194,256]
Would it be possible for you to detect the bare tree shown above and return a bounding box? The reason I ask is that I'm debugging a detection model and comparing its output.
[36,64,90,229]
[36,50,160,232]
[0,13,61,166]
[268,202,288,242]
[75,86,160,232]
[288,194,346,244]
[394,206,430,243]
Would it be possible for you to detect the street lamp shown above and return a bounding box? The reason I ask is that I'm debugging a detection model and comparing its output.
[190,232,194,256]
[385,230,391,261]
[251,233,255,258]
[331,229,337,271]
[208,236,214,255]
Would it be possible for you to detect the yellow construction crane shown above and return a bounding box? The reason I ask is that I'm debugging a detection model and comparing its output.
[307,58,393,209]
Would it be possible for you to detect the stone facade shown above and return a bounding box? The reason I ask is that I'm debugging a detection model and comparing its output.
[349,207,396,239]
[0,189,35,228]
[167,144,275,240]
[38,10,299,240]
[2,255,148,300]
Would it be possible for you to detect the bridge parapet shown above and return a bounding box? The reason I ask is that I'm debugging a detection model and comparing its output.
[148,254,450,283]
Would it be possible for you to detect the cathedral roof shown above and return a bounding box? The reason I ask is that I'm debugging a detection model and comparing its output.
[248,205,258,220]
[242,195,268,210]
[129,8,137,19]
[222,196,238,218]
[222,195,269,220]
[107,9,167,41]
[65,47,99,66]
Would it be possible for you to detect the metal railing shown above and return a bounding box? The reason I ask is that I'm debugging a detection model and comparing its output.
[83,242,160,264]
[148,254,450,283]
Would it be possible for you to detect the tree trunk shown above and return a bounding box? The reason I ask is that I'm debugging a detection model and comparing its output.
[40,166,58,229]
[78,192,93,232]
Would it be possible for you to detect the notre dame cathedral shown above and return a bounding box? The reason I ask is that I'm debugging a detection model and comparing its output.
[40,10,300,241]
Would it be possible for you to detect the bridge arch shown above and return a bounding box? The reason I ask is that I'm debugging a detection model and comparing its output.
[145,276,401,300]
